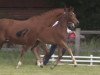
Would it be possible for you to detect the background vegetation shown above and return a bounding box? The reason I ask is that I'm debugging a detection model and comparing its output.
[0,0,100,30]
[46,0,100,30]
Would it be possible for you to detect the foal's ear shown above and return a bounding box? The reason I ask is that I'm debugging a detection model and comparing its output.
[64,5,74,13]
[68,6,74,11]
[64,5,68,13]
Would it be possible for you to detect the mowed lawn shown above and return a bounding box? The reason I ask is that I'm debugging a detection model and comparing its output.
[0,50,100,75]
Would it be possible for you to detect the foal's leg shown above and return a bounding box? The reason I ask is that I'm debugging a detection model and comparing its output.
[31,46,44,68]
[33,47,42,66]
[51,40,77,69]
[34,43,50,67]
[0,42,3,50]
[61,40,77,66]
[40,44,49,56]
[30,41,44,68]
[16,45,29,68]
[50,47,63,69]
[0,33,5,50]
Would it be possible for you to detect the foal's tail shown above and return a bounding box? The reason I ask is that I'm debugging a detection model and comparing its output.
[16,28,29,37]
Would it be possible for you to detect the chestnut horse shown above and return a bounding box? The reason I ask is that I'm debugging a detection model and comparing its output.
[0,7,70,68]
[32,7,79,69]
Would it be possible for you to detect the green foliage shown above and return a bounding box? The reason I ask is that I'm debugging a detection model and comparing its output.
[80,38,100,55]
[46,0,100,30]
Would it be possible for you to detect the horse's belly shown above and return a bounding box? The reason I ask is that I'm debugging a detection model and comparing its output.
[9,39,26,45]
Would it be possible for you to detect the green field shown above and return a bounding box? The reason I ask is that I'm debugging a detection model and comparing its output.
[0,50,100,75]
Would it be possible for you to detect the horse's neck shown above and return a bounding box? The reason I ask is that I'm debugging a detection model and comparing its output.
[42,9,64,27]
[56,17,67,31]
[30,8,64,27]
[42,9,64,19]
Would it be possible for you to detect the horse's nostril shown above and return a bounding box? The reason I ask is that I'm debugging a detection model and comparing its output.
[77,21,79,24]
[77,22,79,25]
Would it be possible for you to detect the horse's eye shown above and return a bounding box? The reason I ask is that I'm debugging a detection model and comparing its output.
[70,14,73,16]
[72,13,75,15]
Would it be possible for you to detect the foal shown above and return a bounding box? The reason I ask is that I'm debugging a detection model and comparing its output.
[35,7,79,68]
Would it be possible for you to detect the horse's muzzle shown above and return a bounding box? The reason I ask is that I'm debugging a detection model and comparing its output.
[67,23,76,31]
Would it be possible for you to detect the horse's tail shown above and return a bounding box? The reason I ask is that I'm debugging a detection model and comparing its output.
[16,28,29,37]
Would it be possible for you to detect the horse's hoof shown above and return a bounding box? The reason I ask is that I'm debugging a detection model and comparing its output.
[40,65,43,68]
[16,66,19,69]
[16,66,18,69]
[74,65,77,67]
[50,66,54,70]
[50,67,53,70]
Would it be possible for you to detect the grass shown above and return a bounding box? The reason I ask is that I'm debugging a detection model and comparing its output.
[1,64,100,75]
[0,50,100,75]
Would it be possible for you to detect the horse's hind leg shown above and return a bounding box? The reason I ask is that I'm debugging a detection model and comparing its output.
[0,42,4,50]
[33,47,43,67]
[50,47,64,69]
[0,33,6,50]
[33,43,49,67]
[40,44,49,56]
[16,45,29,68]
[31,41,44,68]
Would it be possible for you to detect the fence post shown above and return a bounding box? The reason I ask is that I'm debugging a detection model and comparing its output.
[90,55,93,66]
[75,28,81,55]
[51,54,55,62]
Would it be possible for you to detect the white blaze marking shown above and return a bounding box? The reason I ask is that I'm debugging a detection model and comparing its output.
[67,28,72,33]
[72,23,75,28]
[52,21,59,27]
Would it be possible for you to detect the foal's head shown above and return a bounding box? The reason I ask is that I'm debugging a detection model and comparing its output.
[63,7,79,30]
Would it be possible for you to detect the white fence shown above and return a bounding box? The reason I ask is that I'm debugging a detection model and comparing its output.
[41,55,100,66]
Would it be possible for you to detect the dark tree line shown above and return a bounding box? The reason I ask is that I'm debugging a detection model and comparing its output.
[0,0,99,30]
[46,0,100,30]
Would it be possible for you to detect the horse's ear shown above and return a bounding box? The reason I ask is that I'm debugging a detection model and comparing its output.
[69,6,74,11]
[64,5,68,13]
[64,5,74,12]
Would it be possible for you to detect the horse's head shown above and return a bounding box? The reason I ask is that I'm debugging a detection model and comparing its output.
[64,6,79,30]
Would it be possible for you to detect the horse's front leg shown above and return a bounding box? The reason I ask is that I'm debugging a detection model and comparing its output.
[61,40,77,67]
[16,45,29,69]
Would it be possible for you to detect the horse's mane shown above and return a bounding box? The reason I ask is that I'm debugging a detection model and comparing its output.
[41,8,64,16]
[29,8,64,20]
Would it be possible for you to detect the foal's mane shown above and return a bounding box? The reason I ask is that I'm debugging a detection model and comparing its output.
[41,8,64,16]
[29,8,64,20]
